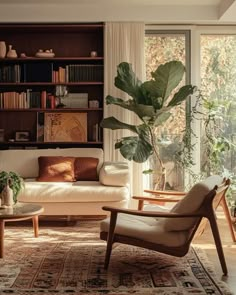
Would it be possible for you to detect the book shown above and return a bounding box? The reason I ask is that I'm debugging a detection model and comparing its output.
[61,93,88,108]
[36,112,45,142]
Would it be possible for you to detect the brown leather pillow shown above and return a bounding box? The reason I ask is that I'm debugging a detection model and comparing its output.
[37,156,76,182]
[74,157,99,181]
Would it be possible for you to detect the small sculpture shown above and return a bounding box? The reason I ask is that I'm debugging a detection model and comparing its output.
[6,45,17,58]
[1,178,14,207]
[0,41,6,58]
[35,49,55,58]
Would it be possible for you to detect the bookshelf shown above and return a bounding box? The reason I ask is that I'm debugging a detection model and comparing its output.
[0,23,104,149]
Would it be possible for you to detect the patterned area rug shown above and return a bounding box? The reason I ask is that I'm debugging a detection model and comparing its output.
[0,220,232,295]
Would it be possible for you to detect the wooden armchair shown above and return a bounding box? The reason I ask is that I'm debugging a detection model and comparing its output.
[100,176,230,275]
[135,180,235,242]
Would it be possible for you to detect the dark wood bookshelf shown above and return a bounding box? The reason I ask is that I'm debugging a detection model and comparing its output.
[0,23,104,149]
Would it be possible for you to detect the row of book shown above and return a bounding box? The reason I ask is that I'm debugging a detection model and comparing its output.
[0,91,93,109]
[54,65,104,83]
[0,91,56,109]
[0,64,103,83]
[0,64,21,83]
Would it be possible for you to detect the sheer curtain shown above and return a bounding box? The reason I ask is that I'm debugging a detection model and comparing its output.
[104,22,145,199]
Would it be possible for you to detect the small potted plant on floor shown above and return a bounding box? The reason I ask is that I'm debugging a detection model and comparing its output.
[0,171,24,206]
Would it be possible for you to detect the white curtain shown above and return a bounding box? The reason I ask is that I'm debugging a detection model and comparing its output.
[104,22,145,200]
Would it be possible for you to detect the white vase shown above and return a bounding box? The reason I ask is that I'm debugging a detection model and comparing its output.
[1,181,14,207]
[0,41,6,58]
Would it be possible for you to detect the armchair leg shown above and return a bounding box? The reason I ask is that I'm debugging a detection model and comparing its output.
[104,212,117,270]
[209,213,228,275]
[220,196,236,242]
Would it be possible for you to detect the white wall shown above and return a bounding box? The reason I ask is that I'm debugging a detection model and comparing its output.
[0,1,236,24]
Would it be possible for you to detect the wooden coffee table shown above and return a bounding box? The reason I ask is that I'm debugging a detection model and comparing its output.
[0,202,44,258]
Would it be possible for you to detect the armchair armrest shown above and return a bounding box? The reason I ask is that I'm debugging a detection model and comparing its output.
[102,206,204,218]
[99,161,130,187]
[144,189,186,196]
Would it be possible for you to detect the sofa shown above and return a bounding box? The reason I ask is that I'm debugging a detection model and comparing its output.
[0,148,130,216]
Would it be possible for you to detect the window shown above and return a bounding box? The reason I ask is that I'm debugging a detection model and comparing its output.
[200,34,236,177]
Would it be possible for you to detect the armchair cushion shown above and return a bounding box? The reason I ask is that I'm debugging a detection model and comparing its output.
[162,175,223,231]
[99,162,130,187]
[100,214,188,247]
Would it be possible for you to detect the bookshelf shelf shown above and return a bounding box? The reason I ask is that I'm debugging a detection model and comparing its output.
[0,108,103,112]
[0,141,103,145]
[0,82,104,86]
[0,23,104,149]
[1,57,104,62]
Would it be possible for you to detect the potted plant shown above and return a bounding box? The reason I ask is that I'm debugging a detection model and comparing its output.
[0,171,24,204]
[101,60,197,189]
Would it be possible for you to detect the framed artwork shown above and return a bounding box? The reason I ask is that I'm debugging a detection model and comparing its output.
[15,131,30,142]
[44,112,87,142]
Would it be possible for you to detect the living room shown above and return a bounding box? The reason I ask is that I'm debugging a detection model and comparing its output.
[0,0,236,294]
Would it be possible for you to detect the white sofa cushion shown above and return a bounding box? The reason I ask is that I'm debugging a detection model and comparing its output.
[18,180,129,203]
[100,214,188,247]
[99,162,130,187]
[0,148,104,178]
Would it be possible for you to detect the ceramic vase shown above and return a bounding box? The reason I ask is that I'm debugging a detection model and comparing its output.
[0,41,6,58]
[7,44,17,58]
[1,180,14,207]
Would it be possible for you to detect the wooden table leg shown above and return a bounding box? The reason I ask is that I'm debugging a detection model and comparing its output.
[138,200,144,210]
[0,220,5,258]
[32,215,39,238]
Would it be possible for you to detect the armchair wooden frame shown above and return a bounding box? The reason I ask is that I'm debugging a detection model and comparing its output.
[100,180,230,275]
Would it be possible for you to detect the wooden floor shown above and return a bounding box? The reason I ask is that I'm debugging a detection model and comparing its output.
[193,209,236,294]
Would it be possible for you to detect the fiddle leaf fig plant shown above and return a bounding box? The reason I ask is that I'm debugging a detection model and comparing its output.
[101,61,197,189]
[0,171,24,203]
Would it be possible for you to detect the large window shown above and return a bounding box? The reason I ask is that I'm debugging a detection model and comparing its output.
[200,34,236,179]
[145,30,190,190]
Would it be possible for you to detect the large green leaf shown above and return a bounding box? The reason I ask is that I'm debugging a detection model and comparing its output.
[151,61,185,102]
[140,81,162,106]
[105,95,125,106]
[115,136,153,163]
[114,62,145,104]
[105,95,156,120]
[154,112,171,127]
[168,85,195,107]
[100,117,138,134]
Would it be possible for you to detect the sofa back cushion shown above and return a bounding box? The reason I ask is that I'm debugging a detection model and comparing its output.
[37,156,76,182]
[0,148,104,178]
[74,157,99,181]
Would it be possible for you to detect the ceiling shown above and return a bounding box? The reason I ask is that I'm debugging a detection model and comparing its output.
[0,0,235,24]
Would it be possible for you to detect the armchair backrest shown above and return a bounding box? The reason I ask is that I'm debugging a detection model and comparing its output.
[161,175,224,232]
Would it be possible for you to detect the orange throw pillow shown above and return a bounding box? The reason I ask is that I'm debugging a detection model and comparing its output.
[74,157,99,181]
[37,156,76,182]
